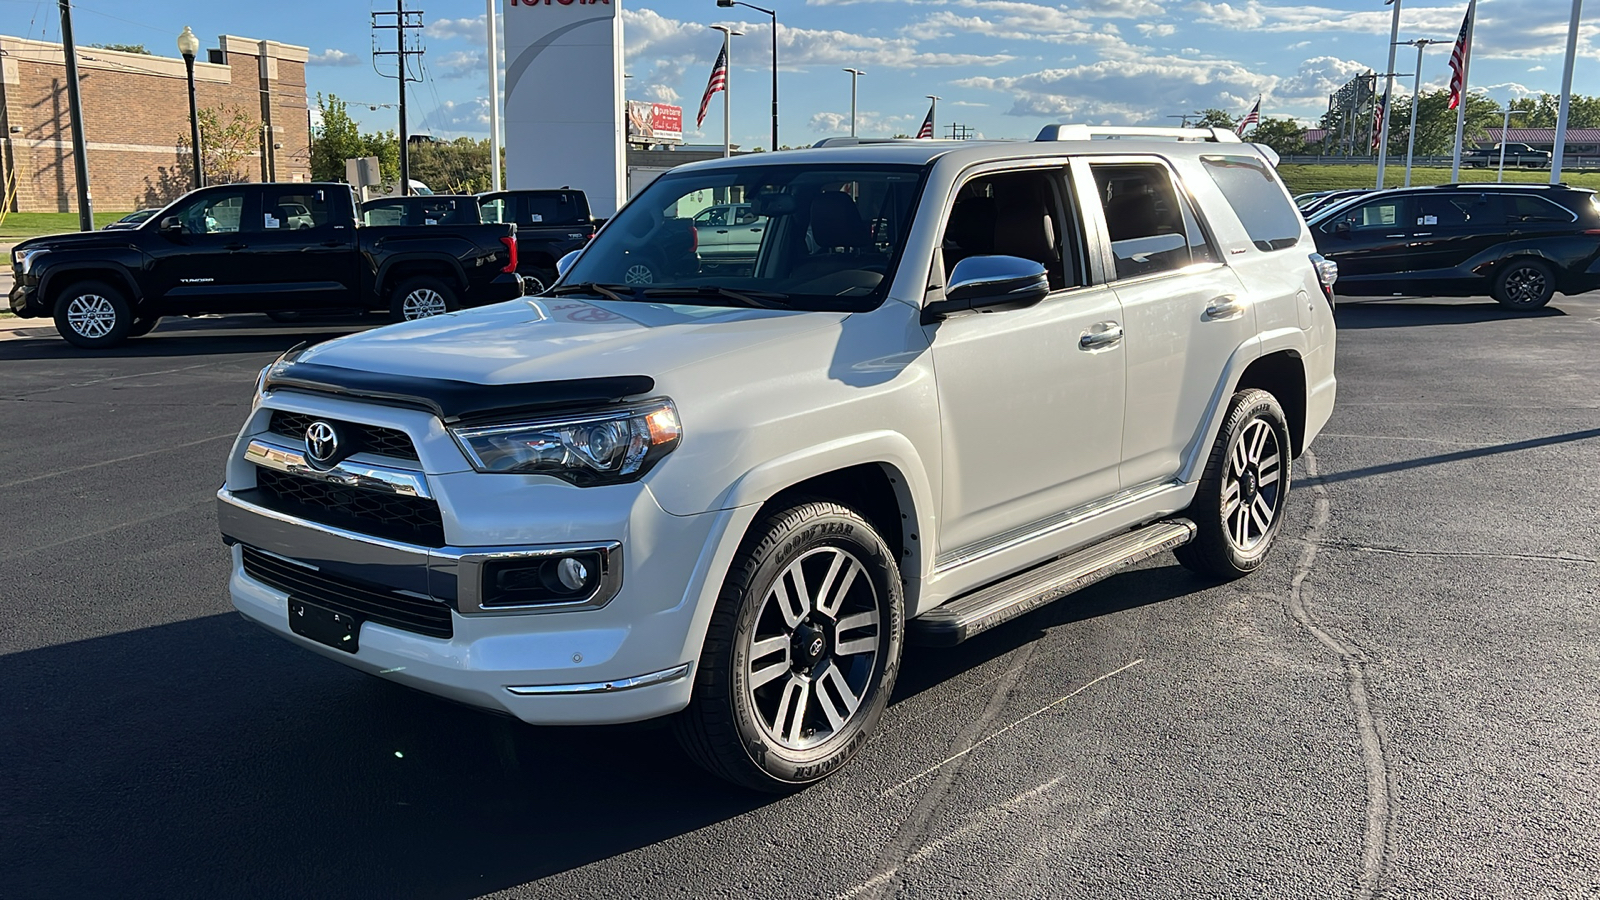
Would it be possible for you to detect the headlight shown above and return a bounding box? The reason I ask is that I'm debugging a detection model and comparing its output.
[13,248,49,276]
[449,399,681,485]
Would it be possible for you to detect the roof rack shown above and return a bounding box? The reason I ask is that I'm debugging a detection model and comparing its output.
[1035,124,1244,144]
[811,137,947,148]
[1432,181,1570,190]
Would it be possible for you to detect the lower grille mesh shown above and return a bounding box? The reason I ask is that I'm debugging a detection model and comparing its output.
[242,546,453,639]
[252,467,446,547]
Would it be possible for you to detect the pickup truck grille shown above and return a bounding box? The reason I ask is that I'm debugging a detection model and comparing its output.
[268,411,419,461]
[241,546,453,639]
[252,467,447,547]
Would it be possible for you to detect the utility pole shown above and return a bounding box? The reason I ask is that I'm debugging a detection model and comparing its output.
[57,0,93,231]
[373,1,424,196]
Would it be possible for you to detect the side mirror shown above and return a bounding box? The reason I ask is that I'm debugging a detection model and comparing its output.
[1333,220,1353,237]
[922,255,1049,324]
[556,249,581,278]
[160,216,183,235]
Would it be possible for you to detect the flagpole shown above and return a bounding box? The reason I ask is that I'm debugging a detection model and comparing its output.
[928,95,939,137]
[1449,0,1476,181]
[711,25,739,159]
[1376,0,1402,189]
[1552,0,1583,183]
[485,0,501,192]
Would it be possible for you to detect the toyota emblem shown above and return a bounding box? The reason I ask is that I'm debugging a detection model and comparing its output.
[304,421,340,469]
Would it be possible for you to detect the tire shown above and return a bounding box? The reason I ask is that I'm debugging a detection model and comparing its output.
[389,276,458,323]
[621,256,661,286]
[673,500,905,792]
[1491,258,1555,311]
[127,316,161,337]
[1175,389,1293,580]
[53,280,133,349]
[522,269,556,296]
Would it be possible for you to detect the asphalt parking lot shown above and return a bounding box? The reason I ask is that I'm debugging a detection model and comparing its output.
[3,298,1598,899]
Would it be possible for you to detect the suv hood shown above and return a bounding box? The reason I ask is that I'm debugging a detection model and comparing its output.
[292,297,848,385]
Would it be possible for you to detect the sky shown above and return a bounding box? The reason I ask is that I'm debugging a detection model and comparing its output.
[6,0,1597,148]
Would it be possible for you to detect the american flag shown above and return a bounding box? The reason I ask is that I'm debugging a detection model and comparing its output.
[697,44,729,129]
[1447,0,1475,111]
[1371,95,1386,153]
[916,103,935,139]
[1234,98,1260,136]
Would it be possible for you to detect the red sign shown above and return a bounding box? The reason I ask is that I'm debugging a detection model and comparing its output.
[627,101,684,145]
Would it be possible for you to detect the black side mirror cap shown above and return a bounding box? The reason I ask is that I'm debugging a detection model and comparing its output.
[160,216,183,235]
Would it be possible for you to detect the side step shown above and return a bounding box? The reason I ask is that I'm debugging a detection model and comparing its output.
[908,519,1197,647]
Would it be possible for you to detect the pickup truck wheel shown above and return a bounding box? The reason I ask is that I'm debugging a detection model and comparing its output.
[521,270,555,295]
[622,259,659,285]
[674,501,904,792]
[1176,389,1292,580]
[391,277,458,322]
[53,281,133,348]
[1492,259,1555,310]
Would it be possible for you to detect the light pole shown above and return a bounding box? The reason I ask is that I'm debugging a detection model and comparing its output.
[486,0,501,192]
[177,26,203,191]
[842,68,864,137]
[926,94,939,138]
[1375,0,1403,189]
[711,25,742,158]
[1552,0,1583,183]
[1495,107,1531,182]
[716,0,777,152]
[1397,38,1447,187]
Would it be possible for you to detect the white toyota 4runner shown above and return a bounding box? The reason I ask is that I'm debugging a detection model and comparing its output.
[221,126,1337,791]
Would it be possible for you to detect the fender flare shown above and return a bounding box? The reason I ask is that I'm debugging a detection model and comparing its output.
[37,262,143,315]
[1178,327,1311,485]
[374,253,469,298]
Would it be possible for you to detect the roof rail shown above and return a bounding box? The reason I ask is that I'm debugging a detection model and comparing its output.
[811,137,941,148]
[1035,124,1244,144]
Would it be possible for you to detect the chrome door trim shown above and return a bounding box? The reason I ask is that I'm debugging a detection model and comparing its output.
[244,436,432,498]
[933,480,1184,573]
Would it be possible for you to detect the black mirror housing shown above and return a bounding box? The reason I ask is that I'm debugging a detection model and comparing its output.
[922,255,1050,324]
[159,216,183,235]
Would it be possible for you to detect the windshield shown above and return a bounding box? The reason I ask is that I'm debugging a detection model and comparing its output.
[561,163,927,311]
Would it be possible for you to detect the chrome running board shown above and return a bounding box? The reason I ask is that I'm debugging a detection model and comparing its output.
[909,519,1197,647]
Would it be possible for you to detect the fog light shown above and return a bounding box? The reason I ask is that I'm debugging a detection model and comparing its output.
[556,556,589,591]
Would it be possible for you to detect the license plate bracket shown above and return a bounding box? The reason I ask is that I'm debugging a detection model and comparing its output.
[288,598,361,653]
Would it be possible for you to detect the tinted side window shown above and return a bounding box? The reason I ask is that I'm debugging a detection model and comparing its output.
[1336,199,1406,231]
[1201,155,1301,251]
[173,191,248,234]
[362,202,405,226]
[265,189,332,231]
[1091,163,1193,280]
[480,198,507,224]
[941,169,1081,290]
[521,192,588,226]
[1502,194,1576,223]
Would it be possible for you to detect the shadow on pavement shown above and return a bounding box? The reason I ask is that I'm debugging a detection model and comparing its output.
[1315,426,1600,485]
[1333,299,1566,329]
[2,563,1203,898]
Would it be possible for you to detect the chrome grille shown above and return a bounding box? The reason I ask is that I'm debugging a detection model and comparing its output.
[268,411,419,461]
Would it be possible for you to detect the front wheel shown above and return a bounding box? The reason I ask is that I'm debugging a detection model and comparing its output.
[1492,259,1555,311]
[1176,389,1293,579]
[53,280,133,349]
[674,501,905,792]
[389,276,458,322]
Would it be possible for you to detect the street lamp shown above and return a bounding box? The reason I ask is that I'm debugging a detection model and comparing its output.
[177,26,203,191]
[1396,38,1447,187]
[710,25,743,159]
[1495,107,1531,182]
[842,68,864,137]
[716,0,777,152]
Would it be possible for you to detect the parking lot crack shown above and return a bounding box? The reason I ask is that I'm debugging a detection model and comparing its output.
[1320,541,1596,566]
[1287,449,1398,900]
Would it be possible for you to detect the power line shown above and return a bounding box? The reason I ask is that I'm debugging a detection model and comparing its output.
[372,0,424,195]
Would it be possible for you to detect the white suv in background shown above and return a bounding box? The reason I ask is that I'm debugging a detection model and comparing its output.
[220,125,1337,791]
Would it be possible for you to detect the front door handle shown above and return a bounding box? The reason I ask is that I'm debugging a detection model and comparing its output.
[1079,321,1123,350]
[224,243,249,251]
[1203,295,1247,321]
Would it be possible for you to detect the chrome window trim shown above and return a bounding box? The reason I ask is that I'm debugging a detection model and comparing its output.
[219,489,624,616]
[245,437,432,499]
[504,663,692,696]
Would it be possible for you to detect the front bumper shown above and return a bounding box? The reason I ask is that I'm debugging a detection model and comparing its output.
[8,276,39,318]
[220,485,745,725]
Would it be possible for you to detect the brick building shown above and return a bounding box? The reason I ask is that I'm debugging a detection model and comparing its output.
[0,33,310,214]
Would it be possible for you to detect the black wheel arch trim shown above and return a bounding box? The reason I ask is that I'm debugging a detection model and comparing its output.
[375,253,469,298]
[37,262,143,313]
[262,357,655,424]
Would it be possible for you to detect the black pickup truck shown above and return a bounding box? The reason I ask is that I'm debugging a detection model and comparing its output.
[477,189,597,293]
[8,182,523,348]
[1464,143,1553,169]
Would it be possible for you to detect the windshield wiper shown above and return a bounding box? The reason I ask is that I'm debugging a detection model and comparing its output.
[547,282,637,302]
[641,285,792,310]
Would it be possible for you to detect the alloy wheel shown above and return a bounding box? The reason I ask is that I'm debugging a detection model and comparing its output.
[1504,267,1547,306]
[1220,417,1283,551]
[66,295,117,339]
[401,288,448,320]
[623,264,655,285]
[746,547,882,751]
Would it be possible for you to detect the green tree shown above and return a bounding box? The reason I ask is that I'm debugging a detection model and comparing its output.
[89,43,150,54]
[1507,93,1600,129]
[409,137,494,194]
[1195,108,1237,130]
[178,105,260,184]
[310,94,400,185]
[1248,117,1307,155]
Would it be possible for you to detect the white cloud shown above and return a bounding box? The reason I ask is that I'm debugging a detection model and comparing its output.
[808,110,917,134]
[958,55,1276,121]
[419,97,489,133]
[308,49,360,67]
[425,16,489,41]
[644,83,680,103]
[1138,23,1178,38]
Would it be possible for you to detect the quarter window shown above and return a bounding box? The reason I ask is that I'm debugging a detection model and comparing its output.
[1201,155,1302,252]
[1091,163,1209,280]
[1501,194,1576,223]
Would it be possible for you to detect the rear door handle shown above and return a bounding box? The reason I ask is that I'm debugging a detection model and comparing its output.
[1079,321,1123,350]
[1203,295,1247,321]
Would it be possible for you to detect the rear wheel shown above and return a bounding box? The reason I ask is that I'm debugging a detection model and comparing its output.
[674,500,904,792]
[53,280,133,349]
[1492,259,1555,311]
[522,269,556,296]
[1176,389,1292,579]
[389,276,458,322]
